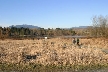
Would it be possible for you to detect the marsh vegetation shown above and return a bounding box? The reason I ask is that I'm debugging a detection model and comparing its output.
[0,37,108,71]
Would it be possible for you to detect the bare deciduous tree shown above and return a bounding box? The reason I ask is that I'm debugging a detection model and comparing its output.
[91,15,108,37]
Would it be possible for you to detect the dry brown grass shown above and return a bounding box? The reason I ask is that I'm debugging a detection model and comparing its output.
[0,38,108,66]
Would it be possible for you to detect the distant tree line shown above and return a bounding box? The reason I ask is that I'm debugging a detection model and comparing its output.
[0,27,76,39]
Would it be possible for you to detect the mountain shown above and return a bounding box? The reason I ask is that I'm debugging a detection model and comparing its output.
[9,24,41,29]
[72,26,92,29]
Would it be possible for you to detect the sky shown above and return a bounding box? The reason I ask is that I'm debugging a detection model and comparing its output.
[0,0,108,28]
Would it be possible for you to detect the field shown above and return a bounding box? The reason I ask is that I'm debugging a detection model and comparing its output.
[0,37,108,71]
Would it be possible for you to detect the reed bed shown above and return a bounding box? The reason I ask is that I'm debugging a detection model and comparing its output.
[0,38,108,70]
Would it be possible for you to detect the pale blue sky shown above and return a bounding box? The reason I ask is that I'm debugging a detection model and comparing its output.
[0,0,108,28]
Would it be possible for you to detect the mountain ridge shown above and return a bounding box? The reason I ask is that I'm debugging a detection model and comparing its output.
[9,24,41,29]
